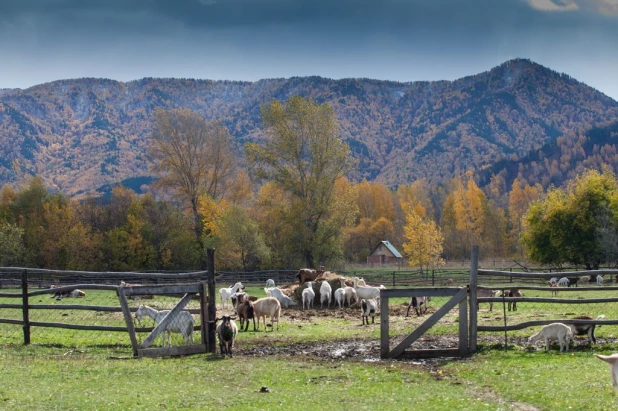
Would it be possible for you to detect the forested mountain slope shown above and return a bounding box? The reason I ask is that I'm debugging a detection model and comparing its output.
[0,58,616,196]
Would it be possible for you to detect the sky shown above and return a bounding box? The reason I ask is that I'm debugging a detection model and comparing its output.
[0,0,617,100]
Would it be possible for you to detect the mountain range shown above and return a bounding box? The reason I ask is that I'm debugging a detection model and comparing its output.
[1,58,617,197]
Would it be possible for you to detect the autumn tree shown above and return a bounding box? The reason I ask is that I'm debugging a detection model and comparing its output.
[508,177,543,256]
[246,96,354,267]
[522,167,618,268]
[0,222,25,266]
[149,108,236,267]
[403,210,445,273]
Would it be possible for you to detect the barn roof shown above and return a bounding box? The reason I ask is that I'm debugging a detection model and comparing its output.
[373,240,402,258]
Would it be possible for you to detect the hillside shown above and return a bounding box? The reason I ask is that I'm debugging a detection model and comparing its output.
[0,59,617,196]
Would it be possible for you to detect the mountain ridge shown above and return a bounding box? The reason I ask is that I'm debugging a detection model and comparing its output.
[1,58,617,196]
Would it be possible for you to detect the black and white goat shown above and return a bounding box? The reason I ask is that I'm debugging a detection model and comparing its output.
[569,315,605,344]
[361,298,377,325]
[406,296,430,317]
[215,315,238,357]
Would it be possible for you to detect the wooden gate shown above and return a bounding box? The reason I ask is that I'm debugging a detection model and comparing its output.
[380,287,469,359]
[118,283,209,358]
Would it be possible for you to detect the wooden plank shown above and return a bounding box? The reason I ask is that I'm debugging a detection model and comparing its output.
[478,319,618,332]
[380,287,461,299]
[140,293,195,349]
[29,284,118,297]
[0,318,23,325]
[29,305,123,312]
[398,348,461,359]
[0,292,22,298]
[0,266,208,279]
[22,269,30,345]
[118,286,139,357]
[480,286,618,292]
[29,321,128,331]
[458,293,468,356]
[478,269,618,278]
[0,304,23,309]
[138,344,207,358]
[123,284,202,296]
[469,246,479,353]
[207,248,217,353]
[200,282,207,346]
[380,292,390,359]
[388,288,467,359]
[478,297,618,304]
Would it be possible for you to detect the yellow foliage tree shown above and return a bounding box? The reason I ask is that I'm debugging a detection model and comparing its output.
[403,210,445,273]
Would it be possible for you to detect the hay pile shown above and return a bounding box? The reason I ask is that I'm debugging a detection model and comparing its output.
[281,272,353,304]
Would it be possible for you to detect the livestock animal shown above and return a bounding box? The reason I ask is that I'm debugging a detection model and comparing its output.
[231,292,248,313]
[568,315,605,345]
[297,268,324,284]
[475,288,497,311]
[237,300,255,332]
[252,297,281,331]
[134,304,194,347]
[579,276,591,286]
[219,282,244,309]
[406,296,430,317]
[528,323,573,352]
[51,286,86,300]
[558,277,569,287]
[265,279,276,288]
[343,286,358,307]
[334,287,345,309]
[595,353,618,388]
[567,277,579,287]
[353,277,382,302]
[597,275,604,286]
[443,278,454,286]
[549,282,559,297]
[500,288,522,311]
[302,282,316,310]
[119,281,154,300]
[549,277,559,285]
[320,281,332,308]
[267,287,297,308]
[215,315,238,357]
[361,299,377,325]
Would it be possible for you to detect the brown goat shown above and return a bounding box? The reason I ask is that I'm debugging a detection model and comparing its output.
[296,267,326,284]
[237,300,255,332]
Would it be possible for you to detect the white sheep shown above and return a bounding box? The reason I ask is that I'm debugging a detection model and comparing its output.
[579,275,591,285]
[558,277,569,287]
[252,297,281,331]
[302,281,315,310]
[549,277,559,285]
[597,275,604,286]
[361,298,378,325]
[320,281,332,308]
[134,304,194,347]
[219,282,244,309]
[266,279,276,288]
[334,287,345,308]
[528,323,573,352]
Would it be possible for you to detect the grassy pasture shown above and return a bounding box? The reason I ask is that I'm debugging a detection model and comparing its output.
[3,284,618,409]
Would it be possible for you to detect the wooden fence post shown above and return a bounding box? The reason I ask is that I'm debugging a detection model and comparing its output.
[469,245,479,353]
[22,269,30,345]
[206,248,217,353]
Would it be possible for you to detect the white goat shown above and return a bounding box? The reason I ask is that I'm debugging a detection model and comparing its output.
[595,354,618,388]
[353,277,382,302]
[302,282,315,310]
[268,287,297,308]
[320,281,332,308]
[219,282,244,309]
[597,275,604,286]
[334,288,345,308]
[252,297,281,331]
[476,288,497,311]
[134,304,194,347]
[528,323,573,352]
[266,279,276,288]
[549,277,559,285]
[558,277,569,287]
[343,286,358,307]
[579,275,591,286]
[361,298,378,325]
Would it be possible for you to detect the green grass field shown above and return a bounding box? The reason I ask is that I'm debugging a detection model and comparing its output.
[2,283,618,409]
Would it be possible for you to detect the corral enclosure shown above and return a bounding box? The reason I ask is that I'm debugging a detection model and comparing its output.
[2,258,618,359]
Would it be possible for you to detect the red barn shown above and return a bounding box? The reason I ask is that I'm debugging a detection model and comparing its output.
[366,241,403,265]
